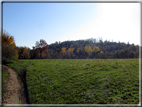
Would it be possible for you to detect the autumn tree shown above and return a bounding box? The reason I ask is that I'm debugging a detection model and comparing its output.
[76,48,80,54]
[34,39,49,59]
[64,48,75,59]
[76,48,82,58]
[23,48,30,59]
[84,46,93,58]
[92,46,100,53]
[17,47,30,59]
[120,50,125,58]
[61,47,66,54]
[100,51,104,54]
[35,39,47,48]
[99,50,104,58]
[84,46,92,55]
[67,48,74,54]
[129,51,135,58]
[2,31,18,60]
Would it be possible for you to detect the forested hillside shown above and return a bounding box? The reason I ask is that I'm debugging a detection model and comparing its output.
[17,38,139,59]
[2,31,139,60]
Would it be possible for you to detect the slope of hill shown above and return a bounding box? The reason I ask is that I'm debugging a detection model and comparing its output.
[16,38,140,59]
[47,39,139,59]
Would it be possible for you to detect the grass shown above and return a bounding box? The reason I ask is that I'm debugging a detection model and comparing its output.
[2,70,9,91]
[2,70,9,103]
[24,59,139,104]
[5,59,32,74]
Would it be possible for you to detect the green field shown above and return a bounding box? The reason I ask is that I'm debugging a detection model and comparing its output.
[4,59,139,104]
[23,59,139,104]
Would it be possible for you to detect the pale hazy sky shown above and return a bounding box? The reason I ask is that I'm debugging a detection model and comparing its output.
[2,1,140,49]
[62,3,140,45]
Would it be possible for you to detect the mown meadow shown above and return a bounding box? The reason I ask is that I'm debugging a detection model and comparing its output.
[23,59,139,104]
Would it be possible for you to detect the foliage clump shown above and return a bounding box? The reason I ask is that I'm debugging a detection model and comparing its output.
[2,31,18,63]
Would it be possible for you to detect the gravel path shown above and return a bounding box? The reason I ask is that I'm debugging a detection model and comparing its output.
[2,65,27,104]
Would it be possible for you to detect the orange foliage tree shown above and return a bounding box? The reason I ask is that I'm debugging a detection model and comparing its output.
[17,47,30,59]
[2,31,18,60]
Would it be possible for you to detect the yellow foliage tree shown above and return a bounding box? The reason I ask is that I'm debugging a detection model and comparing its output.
[84,46,92,54]
[76,48,80,54]
[100,51,104,54]
[67,48,74,54]
[93,46,100,53]
[61,47,66,54]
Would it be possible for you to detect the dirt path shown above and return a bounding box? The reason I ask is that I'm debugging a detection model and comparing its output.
[2,65,27,104]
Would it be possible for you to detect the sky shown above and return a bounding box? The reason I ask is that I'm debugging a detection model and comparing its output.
[2,2,140,49]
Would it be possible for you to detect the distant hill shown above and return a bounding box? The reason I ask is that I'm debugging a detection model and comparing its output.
[16,38,140,59]
[47,38,139,59]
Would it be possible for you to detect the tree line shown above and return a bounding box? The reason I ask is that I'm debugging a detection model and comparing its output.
[2,31,140,62]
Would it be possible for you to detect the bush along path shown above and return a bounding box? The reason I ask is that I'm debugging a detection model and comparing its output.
[2,62,32,105]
